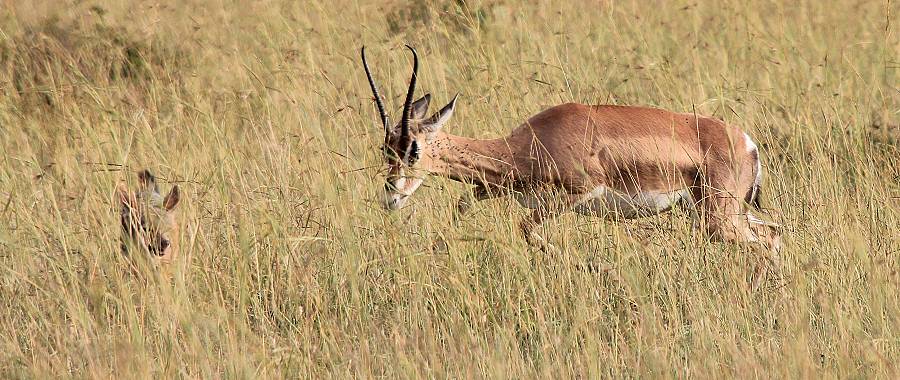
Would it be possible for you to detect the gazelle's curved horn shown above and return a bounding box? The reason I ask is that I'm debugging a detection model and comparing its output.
[399,45,419,149]
[361,46,389,132]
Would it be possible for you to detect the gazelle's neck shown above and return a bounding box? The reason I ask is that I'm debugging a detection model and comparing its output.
[426,133,519,187]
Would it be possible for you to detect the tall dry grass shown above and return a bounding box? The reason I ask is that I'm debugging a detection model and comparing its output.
[0,0,898,377]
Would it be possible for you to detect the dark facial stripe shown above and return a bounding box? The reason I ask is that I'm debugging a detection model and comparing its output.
[120,205,167,256]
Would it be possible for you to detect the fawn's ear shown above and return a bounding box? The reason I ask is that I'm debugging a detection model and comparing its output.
[163,185,180,211]
[137,170,159,193]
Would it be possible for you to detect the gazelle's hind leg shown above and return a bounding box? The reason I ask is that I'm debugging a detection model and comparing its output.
[519,194,581,255]
[693,174,783,290]
[747,214,784,289]
[433,186,504,254]
[520,208,560,255]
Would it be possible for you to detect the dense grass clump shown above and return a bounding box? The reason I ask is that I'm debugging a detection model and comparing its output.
[0,0,897,377]
[0,14,189,116]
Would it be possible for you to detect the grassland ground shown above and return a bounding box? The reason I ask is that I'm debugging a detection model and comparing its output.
[0,0,898,377]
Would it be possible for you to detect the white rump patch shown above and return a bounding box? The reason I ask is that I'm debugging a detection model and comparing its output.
[743,132,758,154]
[744,132,763,190]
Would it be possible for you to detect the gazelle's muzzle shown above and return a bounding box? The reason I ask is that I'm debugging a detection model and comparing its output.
[383,191,409,211]
[382,173,423,211]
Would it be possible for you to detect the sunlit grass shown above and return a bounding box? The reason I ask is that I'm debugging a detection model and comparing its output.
[0,0,898,377]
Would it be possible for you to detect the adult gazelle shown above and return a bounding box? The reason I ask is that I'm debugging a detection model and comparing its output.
[362,45,782,288]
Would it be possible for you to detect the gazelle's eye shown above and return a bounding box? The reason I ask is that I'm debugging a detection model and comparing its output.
[408,141,420,163]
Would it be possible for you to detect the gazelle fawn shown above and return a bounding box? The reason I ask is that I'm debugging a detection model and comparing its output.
[362,46,783,289]
[116,170,181,263]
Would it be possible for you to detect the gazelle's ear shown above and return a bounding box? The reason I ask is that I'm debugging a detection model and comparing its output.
[163,185,180,211]
[410,94,431,120]
[418,94,458,134]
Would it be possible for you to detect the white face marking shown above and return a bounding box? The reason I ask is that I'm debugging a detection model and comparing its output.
[382,173,425,210]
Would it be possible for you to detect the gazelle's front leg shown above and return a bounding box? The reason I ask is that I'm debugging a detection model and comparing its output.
[519,194,579,254]
[453,185,498,221]
[694,180,785,291]
[434,186,501,254]
[747,216,784,291]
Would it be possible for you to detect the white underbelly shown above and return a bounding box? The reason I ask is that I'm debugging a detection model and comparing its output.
[514,186,692,219]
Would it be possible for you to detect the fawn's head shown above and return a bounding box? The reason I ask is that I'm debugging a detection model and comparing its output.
[117,170,180,259]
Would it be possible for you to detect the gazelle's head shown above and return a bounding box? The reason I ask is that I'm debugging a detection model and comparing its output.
[361,45,458,210]
[117,170,180,260]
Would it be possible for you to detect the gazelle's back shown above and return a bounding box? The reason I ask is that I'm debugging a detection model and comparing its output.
[506,103,752,193]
